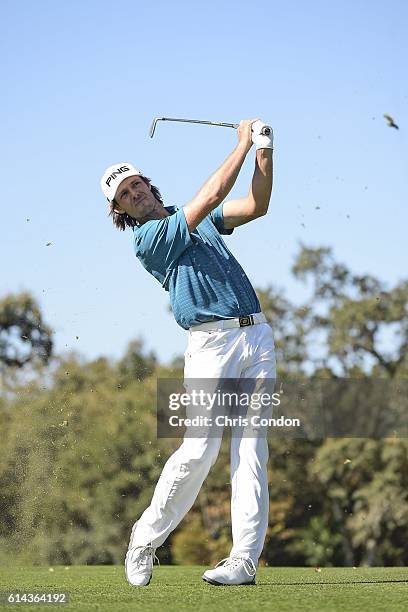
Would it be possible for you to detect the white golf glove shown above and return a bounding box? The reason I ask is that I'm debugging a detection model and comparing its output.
[251,120,274,150]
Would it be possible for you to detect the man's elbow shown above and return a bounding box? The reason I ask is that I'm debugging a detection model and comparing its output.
[248,189,272,217]
[252,201,270,218]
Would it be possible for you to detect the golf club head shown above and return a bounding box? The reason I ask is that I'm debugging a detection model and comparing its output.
[149,118,160,138]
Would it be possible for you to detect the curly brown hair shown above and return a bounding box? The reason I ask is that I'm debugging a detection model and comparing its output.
[108,176,164,231]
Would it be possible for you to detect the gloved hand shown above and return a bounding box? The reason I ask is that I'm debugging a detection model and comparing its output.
[251,120,274,150]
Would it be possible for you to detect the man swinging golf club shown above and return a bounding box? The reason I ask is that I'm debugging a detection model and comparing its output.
[100,118,276,586]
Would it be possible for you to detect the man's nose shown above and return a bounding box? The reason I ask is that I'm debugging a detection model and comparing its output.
[131,188,142,200]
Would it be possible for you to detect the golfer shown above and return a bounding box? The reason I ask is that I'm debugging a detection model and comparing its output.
[100,119,276,586]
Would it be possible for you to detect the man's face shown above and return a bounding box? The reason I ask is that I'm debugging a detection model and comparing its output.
[113,175,157,220]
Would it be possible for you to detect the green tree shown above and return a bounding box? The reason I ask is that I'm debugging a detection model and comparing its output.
[0,352,176,564]
[292,245,408,376]
[0,292,53,371]
[117,338,157,386]
[309,439,408,566]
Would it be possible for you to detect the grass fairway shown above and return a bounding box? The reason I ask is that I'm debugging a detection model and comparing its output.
[0,566,407,611]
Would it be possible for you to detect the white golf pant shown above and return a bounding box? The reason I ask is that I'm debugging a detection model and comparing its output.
[131,320,276,565]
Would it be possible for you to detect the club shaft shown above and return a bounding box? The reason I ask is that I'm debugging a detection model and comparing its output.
[149,117,271,137]
[159,118,237,129]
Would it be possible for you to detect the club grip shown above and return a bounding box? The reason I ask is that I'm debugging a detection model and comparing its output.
[233,124,272,136]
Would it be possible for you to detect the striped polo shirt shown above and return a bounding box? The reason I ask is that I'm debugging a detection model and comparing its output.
[133,203,261,329]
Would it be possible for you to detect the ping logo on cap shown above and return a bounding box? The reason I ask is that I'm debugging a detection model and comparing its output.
[106,166,130,187]
[100,162,142,202]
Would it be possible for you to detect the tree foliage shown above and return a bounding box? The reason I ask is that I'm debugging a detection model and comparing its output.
[0,246,407,566]
[0,292,53,371]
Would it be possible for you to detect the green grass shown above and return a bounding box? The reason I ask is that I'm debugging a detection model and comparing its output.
[0,566,407,611]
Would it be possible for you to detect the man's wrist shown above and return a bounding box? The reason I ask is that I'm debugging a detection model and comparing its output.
[256,149,273,165]
[236,141,252,155]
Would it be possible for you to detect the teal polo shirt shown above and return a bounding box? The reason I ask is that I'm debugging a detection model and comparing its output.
[133,203,261,329]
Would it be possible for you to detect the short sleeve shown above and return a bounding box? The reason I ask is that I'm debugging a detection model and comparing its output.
[209,202,234,235]
[133,208,192,285]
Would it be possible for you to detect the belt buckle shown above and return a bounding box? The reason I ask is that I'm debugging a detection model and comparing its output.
[239,315,254,327]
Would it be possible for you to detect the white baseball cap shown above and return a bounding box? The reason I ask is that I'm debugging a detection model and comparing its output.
[100,162,143,202]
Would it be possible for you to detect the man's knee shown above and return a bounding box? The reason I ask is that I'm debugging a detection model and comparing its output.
[180,437,221,466]
[234,437,269,467]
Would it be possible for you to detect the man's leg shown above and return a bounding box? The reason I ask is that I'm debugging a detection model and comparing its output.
[230,417,271,564]
[130,435,222,548]
[129,328,235,550]
[230,324,276,565]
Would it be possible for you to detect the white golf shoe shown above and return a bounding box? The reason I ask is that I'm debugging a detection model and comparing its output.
[202,556,257,586]
[125,543,159,586]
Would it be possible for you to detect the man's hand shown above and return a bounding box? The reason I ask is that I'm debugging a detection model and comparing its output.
[237,119,260,153]
[251,120,274,150]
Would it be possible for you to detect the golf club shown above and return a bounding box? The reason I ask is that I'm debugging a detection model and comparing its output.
[149,117,272,138]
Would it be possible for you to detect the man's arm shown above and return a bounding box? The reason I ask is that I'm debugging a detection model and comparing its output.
[222,148,273,229]
[183,119,257,232]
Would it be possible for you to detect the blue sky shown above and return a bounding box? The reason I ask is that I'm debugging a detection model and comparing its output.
[1,0,407,364]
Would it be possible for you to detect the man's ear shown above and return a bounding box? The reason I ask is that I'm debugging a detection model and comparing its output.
[111,199,125,215]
